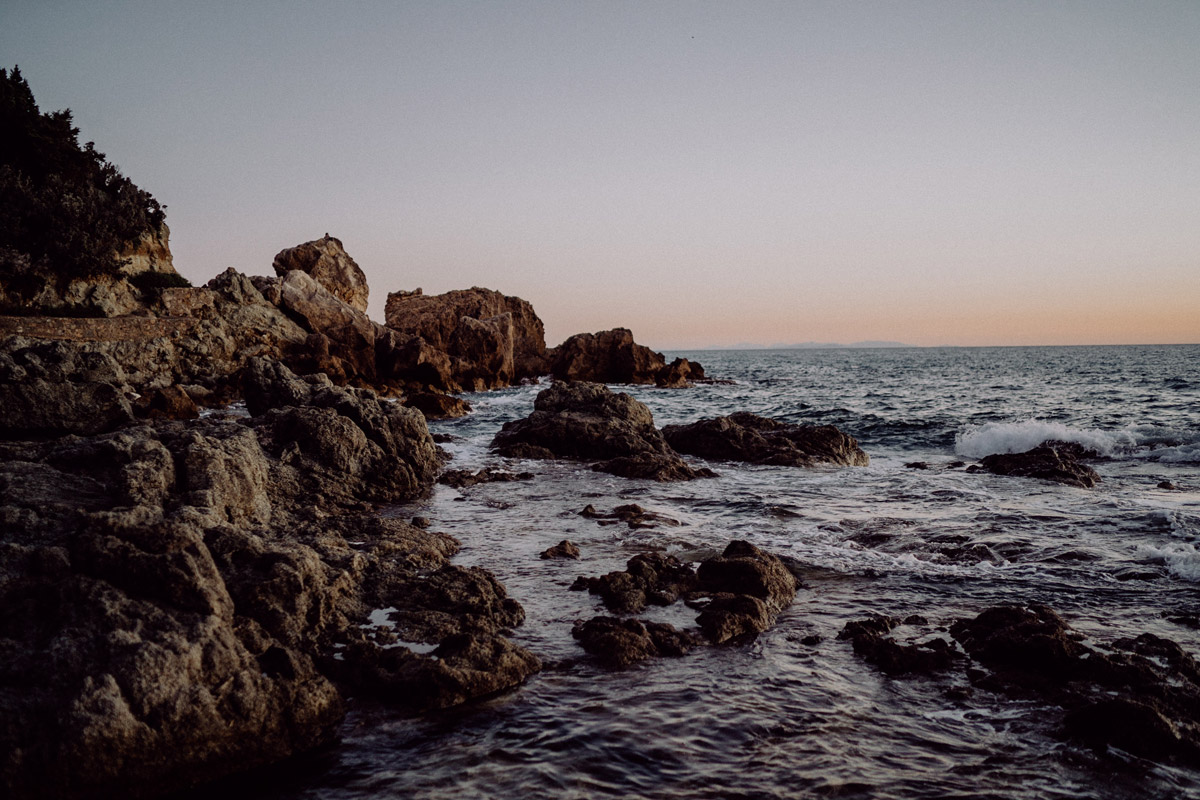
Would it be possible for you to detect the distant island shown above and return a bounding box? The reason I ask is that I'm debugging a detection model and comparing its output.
[700,340,916,351]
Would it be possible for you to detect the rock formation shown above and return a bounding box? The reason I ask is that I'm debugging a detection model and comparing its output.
[549,327,704,387]
[970,443,1100,488]
[490,381,715,481]
[0,358,539,799]
[272,234,369,313]
[385,286,549,387]
[663,412,870,468]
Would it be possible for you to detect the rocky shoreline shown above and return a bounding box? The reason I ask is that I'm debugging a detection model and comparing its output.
[2,235,1196,797]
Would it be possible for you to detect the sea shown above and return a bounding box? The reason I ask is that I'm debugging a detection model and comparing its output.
[260,344,1200,800]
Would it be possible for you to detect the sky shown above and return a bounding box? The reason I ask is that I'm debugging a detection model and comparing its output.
[2,1,1197,349]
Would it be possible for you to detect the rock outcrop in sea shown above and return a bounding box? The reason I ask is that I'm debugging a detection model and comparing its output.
[549,326,703,387]
[663,412,870,467]
[490,381,716,481]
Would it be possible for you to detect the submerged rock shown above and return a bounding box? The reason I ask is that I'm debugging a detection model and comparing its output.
[549,327,704,387]
[540,540,581,560]
[579,503,681,530]
[491,381,713,481]
[572,617,699,670]
[438,466,535,489]
[572,552,698,614]
[972,444,1100,488]
[663,412,869,468]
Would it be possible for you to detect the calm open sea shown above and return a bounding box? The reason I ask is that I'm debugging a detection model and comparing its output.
[260,345,1200,800]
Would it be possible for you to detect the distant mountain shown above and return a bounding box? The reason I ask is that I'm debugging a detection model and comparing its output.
[700,340,915,351]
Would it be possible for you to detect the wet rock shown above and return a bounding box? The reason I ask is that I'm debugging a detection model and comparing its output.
[663,412,870,468]
[974,444,1100,488]
[491,381,711,481]
[438,467,534,489]
[949,604,1088,684]
[578,503,682,530]
[549,327,704,387]
[697,540,798,614]
[572,616,699,669]
[1159,480,1178,490]
[404,390,471,420]
[540,540,581,560]
[272,234,370,313]
[695,594,772,644]
[840,616,962,675]
[904,461,929,469]
[572,552,698,614]
[335,632,541,711]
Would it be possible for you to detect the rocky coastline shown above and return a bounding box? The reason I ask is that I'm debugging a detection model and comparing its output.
[3,235,1197,797]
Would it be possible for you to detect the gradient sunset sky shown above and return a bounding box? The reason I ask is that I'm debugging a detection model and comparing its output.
[3,1,1197,349]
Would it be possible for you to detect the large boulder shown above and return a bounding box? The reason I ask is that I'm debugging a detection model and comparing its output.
[272,235,369,313]
[972,444,1100,488]
[663,412,870,468]
[549,327,704,387]
[384,287,548,384]
[490,381,714,481]
[0,339,134,438]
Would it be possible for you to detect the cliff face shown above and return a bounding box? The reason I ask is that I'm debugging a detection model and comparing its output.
[117,223,176,276]
[384,287,549,386]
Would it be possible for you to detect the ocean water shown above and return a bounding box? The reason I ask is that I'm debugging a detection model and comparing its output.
[263,345,1200,800]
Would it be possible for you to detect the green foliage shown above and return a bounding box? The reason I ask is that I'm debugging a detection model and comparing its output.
[0,66,166,291]
[129,270,192,292]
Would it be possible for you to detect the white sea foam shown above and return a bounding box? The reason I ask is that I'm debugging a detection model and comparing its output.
[955,420,1135,459]
[1136,543,1200,582]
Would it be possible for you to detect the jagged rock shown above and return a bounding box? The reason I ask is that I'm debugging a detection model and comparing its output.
[572,617,699,669]
[272,235,369,312]
[549,327,704,387]
[540,540,580,560]
[405,390,471,420]
[438,467,534,489]
[134,385,200,420]
[663,412,870,468]
[275,269,381,382]
[0,357,539,798]
[491,381,711,481]
[839,616,962,675]
[972,444,1100,488]
[385,287,548,385]
[571,552,698,614]
[0,340,134,437]
[117,222,176,278]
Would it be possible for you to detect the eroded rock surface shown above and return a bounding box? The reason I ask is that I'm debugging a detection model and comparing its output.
[663,412,869,468]
[491,381,714,481]
[272,234,370,313]
[0,357,538,799]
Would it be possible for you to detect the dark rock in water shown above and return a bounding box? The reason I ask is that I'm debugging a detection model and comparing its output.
[592,452,716,482]
[663,412,869,468]
[695,594,772,644]
[579,503,682,530]
[572,616,699,669]
[540,540,581,560]
[491,381,712,481]
[946,606,1200,764]
[976,444,1100,488]
[405,391,471,420]
[411,516,431,528]
[697,540,798,614]
[572,552,698,614]
[549,327,704,387]
[904,461,929,469]
[1159,480,1178,490]
[336,632,541,711]
[840,616,961,675]
[438,467,534,489]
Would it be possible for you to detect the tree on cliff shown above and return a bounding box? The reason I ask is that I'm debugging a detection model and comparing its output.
[0,66,166,299]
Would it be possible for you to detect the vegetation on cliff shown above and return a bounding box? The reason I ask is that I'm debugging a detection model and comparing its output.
[0,66,166,298]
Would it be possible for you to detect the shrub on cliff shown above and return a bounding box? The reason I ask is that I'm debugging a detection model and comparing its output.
[0,66,166,297]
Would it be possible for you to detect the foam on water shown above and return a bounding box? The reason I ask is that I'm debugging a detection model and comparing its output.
[1136,543,1200,582]
[954,420,1136,458]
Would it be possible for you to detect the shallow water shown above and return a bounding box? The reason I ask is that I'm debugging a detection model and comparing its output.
[263,345,1200,799]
